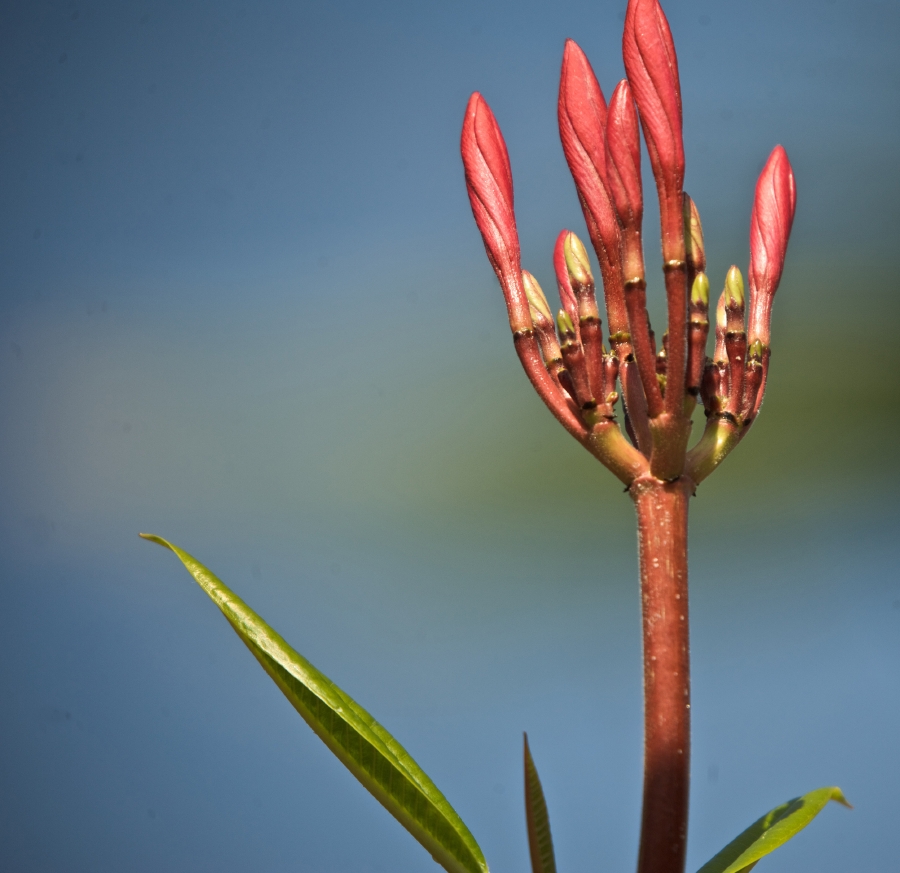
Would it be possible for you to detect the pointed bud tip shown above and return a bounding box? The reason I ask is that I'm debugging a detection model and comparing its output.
[464,91,484,112]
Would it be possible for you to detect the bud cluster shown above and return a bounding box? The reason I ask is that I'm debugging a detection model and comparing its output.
[461,0,796,486]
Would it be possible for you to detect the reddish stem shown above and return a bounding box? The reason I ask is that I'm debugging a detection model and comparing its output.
[621,358,652,455]
[631,475,692,873]
[624,279,664,418]
[513,330,587,440]
[579,317,606,401]
[663,262,688,417]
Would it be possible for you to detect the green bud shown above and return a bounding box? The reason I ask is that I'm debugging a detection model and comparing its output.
[748,339,765,360]
[724,265,745,307]
[563,231,593,286]
[556,309,576,337]
[690,272,709,307]
[522,270,553,323]
[683,194,706,273]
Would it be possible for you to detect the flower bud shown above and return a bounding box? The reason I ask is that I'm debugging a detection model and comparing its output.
[683,193,705,274]
[522,270,553,328]
[748,145,796,347]
[556,309,577,340]
[461,92,531,332]
[722,268,747,418]
[558,40,622,271]
[564,231,593,287]
[623,0,685,249]
[690,272,709,307]
[523,270,569,385]
[686,271,710,398]
[724,265,745,308]
[553,229,580,328]
[605,79,643,231]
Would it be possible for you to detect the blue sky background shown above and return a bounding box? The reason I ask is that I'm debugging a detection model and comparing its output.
[1,1,898,871]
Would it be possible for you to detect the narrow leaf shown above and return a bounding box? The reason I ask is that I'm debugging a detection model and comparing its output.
[696,786,850,873]
[141,534,489,873]
[523,733,557,873]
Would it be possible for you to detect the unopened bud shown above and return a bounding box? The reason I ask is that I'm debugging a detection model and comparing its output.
[748,145,796,347]
[724,266,744,308]
[461,93,530,332]
[524,270,567,379]
[522,270,553,325]
[687,272,711,396]
[553,229,580,328]
[748,338,765,361]
[690,272,709,307]
[558,40,623,272]
[606,79,643,230]
[564,231,593,286]
[623,0,684,262]
[556,309,577,339]
[683,193,706,273]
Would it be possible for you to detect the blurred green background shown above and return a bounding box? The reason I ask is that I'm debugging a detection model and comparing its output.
[1,1,898,871]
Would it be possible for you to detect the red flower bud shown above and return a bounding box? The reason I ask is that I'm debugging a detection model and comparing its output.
[553,229,580,330]
[558,39,621,272]
[748,145,796,347]
[605,79,643,232]
[622,0,684,256]
[461,92,531,332]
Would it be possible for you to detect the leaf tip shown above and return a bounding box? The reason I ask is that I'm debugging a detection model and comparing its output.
[139,532,174,551]
[829,787,852,809]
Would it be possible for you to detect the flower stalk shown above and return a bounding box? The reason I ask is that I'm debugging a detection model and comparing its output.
[460,0,797,870]
[633,474,692,873]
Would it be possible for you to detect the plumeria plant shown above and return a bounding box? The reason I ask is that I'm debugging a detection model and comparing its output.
[143,1,848,871]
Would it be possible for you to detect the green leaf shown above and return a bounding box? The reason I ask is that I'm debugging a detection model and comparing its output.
[696,786,850,873]
[141,533,489,873]
[523,734,557,873]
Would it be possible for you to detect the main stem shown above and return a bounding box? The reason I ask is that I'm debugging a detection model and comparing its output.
[631,475,693,873]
